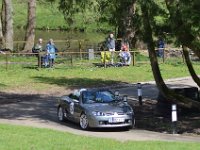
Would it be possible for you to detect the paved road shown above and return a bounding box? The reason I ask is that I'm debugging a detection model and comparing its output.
[114,76,199,102]
[0,77,200,142]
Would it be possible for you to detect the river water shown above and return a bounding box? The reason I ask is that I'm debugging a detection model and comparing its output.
[14,30,106,52]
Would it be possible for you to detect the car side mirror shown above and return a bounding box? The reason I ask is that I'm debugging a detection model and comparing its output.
[123,95,128,102]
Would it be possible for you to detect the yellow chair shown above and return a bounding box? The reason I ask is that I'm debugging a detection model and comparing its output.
[101,51,111,63]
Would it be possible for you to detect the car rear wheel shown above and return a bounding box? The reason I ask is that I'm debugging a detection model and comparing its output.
[80,113,89,130]
[57,106,64,122]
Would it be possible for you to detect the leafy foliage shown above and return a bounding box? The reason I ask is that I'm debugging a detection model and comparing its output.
[165,0,200,48]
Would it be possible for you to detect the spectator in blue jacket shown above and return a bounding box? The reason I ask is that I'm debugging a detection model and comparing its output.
[158,38,165,58]
[45,39,57,67]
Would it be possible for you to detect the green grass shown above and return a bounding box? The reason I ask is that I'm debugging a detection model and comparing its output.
[0,55,200,92]
[9,0,113,31]
[0,123,199,150]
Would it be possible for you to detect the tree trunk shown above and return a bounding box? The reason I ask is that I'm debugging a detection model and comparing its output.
[117,0,137,48]
[23,0,36,52]
[140,2,168,94]
[182,46,200,87]
[0,14,3,43]
[141,1,200,110]
[1,1,5,36]
[3,0,13,51]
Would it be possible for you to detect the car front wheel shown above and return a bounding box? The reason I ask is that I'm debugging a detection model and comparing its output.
[80,113,89,130]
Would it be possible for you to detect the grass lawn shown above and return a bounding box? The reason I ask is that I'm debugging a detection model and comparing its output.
[0,124,199,150]
[0,57,200,92]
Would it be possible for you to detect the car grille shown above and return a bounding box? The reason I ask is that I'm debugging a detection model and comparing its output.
[105,112,125,116]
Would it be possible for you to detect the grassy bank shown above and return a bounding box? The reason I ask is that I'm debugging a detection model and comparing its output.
[10,0,113,31]
[13,1,67,30]
[0,124,199,150]
[0,57,200,92]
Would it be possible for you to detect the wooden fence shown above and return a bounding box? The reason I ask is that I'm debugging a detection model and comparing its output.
[0,48,189,70]
[0,51,141,70]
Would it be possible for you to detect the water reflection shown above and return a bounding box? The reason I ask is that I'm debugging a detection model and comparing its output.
[14,30,106,52]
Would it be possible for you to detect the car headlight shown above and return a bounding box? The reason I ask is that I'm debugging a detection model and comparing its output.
[127,111,134,115]
[92,111,105,116]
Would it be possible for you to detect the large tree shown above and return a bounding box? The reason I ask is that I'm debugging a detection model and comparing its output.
[59,0,140,48]
[23,0,36,51]
[3,0,13,51]
[140,0,200,110]
[164,0,200,87]
[58,0,200,109]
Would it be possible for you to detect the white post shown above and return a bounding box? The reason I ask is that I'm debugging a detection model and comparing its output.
[171,104,178,134]
[137,83,142,106]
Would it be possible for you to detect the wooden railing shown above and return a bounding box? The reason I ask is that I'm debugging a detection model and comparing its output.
[0,51,140,70]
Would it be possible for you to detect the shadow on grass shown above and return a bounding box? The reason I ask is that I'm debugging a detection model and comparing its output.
[33,76,125,88]
[23,65,38,70]
[0,83,6,88]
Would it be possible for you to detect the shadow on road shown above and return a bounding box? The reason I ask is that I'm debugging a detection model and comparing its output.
[0,92,81,130]
[0,80,199,134]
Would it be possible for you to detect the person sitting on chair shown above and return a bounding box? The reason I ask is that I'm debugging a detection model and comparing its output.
[119,44,131,65]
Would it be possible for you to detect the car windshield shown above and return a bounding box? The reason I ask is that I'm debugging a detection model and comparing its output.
[82,90,116,104]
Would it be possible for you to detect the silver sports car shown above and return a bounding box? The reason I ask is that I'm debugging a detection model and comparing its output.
[57,89,134,130]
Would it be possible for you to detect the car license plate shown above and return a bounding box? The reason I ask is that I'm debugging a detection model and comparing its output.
[109,117,125,123]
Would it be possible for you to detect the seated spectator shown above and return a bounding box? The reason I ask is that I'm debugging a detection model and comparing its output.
[119,44,131,65]
[32,38,43,53]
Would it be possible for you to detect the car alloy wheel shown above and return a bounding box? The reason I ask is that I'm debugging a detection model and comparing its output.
[58,107,64,121]
[80,113,89,130]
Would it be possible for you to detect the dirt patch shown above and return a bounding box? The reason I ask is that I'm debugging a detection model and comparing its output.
[129,99,200,135]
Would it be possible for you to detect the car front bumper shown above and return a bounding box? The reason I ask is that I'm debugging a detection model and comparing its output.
[87,114,133,128]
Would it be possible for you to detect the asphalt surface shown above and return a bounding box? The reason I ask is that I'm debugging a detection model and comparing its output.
[0,77,200,142]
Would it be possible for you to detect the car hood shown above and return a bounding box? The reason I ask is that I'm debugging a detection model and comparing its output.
[83,102,132,113]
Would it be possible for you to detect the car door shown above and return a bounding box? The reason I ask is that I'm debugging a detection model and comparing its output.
[71,99,83,123]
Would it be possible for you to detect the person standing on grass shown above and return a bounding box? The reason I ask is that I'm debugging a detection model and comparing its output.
[32,38,43,67]
[157,37,165,58]
[106,33,115,64]
[45,39,57,68]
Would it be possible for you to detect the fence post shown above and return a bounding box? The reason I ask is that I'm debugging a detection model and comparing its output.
[70,53,73,66]
[132,51,136,66]
[163,48,165,63]
[171,104,178,134]
[79,41,82,60]
[137,83,143,106]
[104,51,106,68]
[5,53,8,71]
[38,53,41,69]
